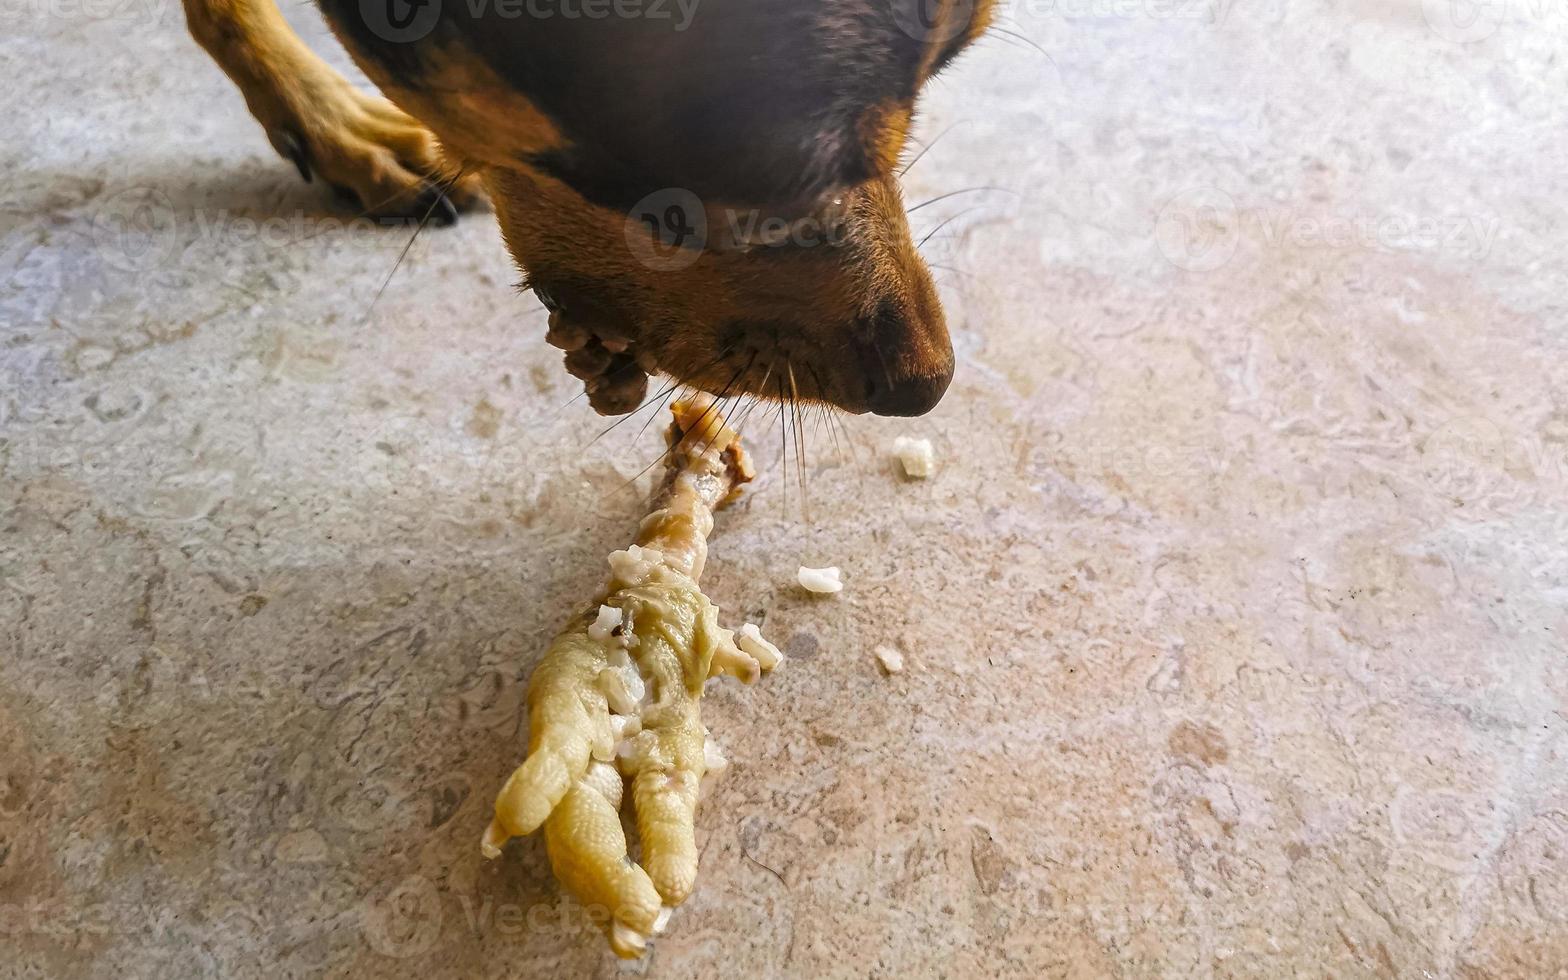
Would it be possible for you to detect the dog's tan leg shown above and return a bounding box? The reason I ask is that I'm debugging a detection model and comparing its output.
[183,0,482,219]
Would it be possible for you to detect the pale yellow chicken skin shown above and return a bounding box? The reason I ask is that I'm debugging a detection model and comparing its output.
[482,399,780,957]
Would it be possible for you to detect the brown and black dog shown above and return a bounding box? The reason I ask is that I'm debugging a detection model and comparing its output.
[183,0,994,417]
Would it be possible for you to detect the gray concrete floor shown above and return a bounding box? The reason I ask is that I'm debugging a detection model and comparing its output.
[5,1,1568,977]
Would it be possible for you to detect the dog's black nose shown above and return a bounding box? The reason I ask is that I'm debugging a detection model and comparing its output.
[865,364,953,417]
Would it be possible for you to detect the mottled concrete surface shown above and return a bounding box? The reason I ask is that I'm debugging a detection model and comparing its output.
[4,1,1568,977]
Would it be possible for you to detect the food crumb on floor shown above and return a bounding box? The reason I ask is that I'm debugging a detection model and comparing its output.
[798,565,844,594]
[891,436,935,479]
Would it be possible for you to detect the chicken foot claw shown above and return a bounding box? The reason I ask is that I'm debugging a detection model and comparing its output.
[483,397,776,957]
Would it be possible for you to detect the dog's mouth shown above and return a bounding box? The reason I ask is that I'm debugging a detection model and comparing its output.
[536,291,846,418]
[681,314,954,419]
[676,320,861,418]
[535,284,953,420]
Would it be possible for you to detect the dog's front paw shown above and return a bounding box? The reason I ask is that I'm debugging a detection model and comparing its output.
[251,61,486,222]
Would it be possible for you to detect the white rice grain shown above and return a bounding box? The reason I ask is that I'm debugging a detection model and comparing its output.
[874,645,906,675]
[588,604,622,641]
[797,565,843,594]
[653,906,674,935]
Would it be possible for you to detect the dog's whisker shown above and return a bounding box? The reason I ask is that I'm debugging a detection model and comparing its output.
[585,384,659,447]
[898,120,971,178]
[733,394,768,435]
[989,25,1053,61]
[716,386,751,444]
[252,166,467,256]
[820,407,839,466]
[209,160,471,294]
[833,411,852,462]
[805,365,844,463]
[927,262,979,281]
[917,211,971,251]
[608,361,747,500]
[595,346,733,449]
[707,352,772,448]
[685,369,745,449]
[549,387,590,422]
[701,353,759,457]
[362,165,472,324]
[787,361,810,520]
[896,120,965,179]
[907,186,1014,214]
[632,381,684,444]
[776,376,789,517]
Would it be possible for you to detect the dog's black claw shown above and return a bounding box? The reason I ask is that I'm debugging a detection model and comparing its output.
[273,130,313,184]
[417,185,459,227]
